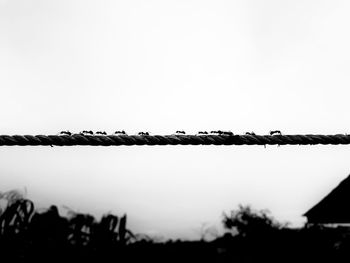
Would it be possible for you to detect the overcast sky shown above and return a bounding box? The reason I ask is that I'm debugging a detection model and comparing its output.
[1,0,350,240]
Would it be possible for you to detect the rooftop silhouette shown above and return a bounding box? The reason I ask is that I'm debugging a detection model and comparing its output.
[304,174,350,224]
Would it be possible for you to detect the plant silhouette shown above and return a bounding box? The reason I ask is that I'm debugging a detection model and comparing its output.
[1,191,350,262]
[222,204,284,237]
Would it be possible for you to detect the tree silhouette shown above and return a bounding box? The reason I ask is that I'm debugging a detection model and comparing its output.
[222,204,284,238]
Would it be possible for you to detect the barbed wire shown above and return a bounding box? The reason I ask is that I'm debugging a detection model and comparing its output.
[0,133,349,146]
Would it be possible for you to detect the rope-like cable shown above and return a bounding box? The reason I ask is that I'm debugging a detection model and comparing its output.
[0,134,349,146]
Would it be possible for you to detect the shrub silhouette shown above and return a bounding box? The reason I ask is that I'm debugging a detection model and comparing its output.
[222,204,283,237]
[221,205,292,262]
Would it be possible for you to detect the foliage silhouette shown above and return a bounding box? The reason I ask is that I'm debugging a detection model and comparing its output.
[222,204,285,237]
[1,191,350,262]
[0,190,136,262]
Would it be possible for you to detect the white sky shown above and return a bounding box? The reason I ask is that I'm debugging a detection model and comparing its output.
[1,0,350,240]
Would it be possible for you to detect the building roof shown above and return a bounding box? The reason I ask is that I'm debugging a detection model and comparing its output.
[304,174,350,224]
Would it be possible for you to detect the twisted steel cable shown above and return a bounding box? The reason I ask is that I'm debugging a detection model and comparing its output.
[0,134,349,146]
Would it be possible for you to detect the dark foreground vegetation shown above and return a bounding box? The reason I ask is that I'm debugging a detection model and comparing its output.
[1,191,350,262]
